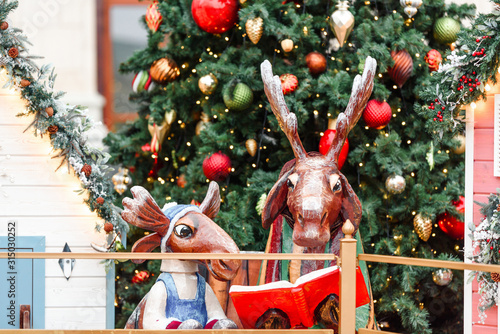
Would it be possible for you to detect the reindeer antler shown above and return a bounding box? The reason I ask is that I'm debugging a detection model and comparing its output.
[326,56,377,163]
[261,60,307,160]
[122,186,171,236]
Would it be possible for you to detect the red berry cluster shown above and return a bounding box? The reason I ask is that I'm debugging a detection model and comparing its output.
[473,35,492,57]
[457,71,481,93]
[429,98,445,122]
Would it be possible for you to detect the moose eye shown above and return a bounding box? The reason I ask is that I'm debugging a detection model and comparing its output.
[174,224,193,238]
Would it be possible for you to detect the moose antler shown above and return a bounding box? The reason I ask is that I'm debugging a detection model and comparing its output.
[326,56,377,163]
[261,60,307,160]
[122,186,171,236]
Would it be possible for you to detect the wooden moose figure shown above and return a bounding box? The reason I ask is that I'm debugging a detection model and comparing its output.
[122,181,241,330]
[257,56,377,330]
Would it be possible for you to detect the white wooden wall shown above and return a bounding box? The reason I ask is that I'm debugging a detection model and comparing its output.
[0,88,110,329]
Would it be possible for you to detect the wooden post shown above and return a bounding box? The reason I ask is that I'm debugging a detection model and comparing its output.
[339,219,357,334]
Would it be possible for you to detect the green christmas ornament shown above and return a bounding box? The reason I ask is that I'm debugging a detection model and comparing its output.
[223,81,253,111]
[433,17,460,45]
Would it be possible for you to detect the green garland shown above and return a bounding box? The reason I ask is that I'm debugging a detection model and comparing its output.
[418,0,500,138]
[468,191,500,323]
[0,0,128,255]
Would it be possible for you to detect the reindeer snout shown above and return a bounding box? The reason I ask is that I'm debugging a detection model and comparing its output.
[293,207,331,247]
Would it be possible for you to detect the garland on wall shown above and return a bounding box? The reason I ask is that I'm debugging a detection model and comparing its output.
[418,0,500,139]
[0,0,128,256]
[468,191,500,323]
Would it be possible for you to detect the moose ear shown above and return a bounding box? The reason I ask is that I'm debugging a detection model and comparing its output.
[338,173,362,233]
[200,181,221,219]
[122,186,171,236]
[262,168,294,229]
[130,232,162,264]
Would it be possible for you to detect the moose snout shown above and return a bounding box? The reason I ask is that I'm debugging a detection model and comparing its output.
[209,258,241,281]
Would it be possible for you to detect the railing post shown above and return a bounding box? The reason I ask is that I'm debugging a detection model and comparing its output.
[340,219,357,334]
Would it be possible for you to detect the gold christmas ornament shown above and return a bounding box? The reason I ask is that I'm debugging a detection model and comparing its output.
[413,213,432,242]
[432,268,453,286]
[150,57,180,84]
[245,139,258,157]
[198,73,218,95]
[112,167,132,195]
[451,134,465,155]
[148,110,177,154]
[245,17,263,44]
[195,112,210,135]
[281,39,294,52]
[329,1,355,48]
[328,118,337,130]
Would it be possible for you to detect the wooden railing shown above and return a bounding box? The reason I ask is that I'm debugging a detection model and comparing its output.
[2,221,500,334]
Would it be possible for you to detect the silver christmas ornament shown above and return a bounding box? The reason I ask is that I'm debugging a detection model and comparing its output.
[404,7,418,18]
[329,38,340,52]
[400,0,422,18]
[112,167,132,195]
[401,0,422,8]
[432,268,453,286]
[385,175,406,194]
[329,1,355,48]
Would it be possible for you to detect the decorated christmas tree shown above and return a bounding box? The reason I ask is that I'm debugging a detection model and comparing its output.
[104,0,475,332]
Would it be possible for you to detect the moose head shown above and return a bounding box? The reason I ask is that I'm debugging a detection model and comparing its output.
[260,57,376,251]
[121,181,241,281]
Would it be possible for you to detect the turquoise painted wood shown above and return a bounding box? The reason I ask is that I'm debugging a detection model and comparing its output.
[106,264,115,329]
[0,228,45,329]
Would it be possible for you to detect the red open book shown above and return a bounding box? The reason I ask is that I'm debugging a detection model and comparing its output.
[229,266,370,329]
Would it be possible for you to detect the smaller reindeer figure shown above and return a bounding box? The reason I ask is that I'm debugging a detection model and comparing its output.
[122,181,241,330]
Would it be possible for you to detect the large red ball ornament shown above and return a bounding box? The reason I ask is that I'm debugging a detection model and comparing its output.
[203,152,232,182]
[363,100,392,129]
[437,196,465,240]
[319,129,349,169]
[388,49,413,88]
[191,0,239,34]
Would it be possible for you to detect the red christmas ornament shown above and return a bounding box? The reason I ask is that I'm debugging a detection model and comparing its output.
[305,52,327,75]
[363,100,392,129]
[280,74,298,95]
[177,174,187,188]
[141,142,152,152]
[437,196,465,240]
[424,49,442,72]
[388,49,413,88]
[319,129,349,170]
[103,222,114,233]
[191,0,239,34]
[202,152,232,182]
[132,270,150,284]
[146,1,163,32]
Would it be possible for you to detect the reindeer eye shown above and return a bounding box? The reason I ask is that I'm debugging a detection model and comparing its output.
[286,178,294,189]
[332,179,342,192]
[174,224,193,238]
